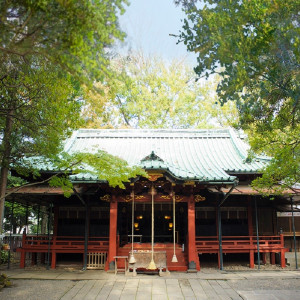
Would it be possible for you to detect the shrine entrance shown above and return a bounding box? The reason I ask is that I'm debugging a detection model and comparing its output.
[118,202,187,246]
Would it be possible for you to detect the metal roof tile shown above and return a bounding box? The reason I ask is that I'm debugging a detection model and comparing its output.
[60,128,270,183]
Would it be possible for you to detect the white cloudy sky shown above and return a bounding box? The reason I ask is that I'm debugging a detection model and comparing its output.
[118,0,197,64]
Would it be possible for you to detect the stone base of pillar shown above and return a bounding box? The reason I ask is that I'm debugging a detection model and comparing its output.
[109,261,115,270]
[187,261,198,273]
[187,269,198,273]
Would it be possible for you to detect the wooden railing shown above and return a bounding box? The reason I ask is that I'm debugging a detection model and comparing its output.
[21,235,109,252]
[195,235,289,268]
[17,234,109,269]
[195,235,286,253]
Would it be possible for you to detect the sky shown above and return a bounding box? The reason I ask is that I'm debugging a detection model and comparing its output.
[118,0,197,64]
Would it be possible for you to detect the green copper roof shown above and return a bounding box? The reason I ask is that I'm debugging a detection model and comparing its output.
[62,128,269,183]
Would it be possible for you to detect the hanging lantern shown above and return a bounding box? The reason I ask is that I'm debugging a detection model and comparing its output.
[134,222,139,228]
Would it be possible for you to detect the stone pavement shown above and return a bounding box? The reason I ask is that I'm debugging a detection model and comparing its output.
[1,268,300,300]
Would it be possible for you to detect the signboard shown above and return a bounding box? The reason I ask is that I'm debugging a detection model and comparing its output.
[277,212,300,217]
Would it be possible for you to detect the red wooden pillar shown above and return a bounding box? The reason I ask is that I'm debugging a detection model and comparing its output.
[51,236,57,269]
[247,196,253,236]
[216,207,221,269]
[249,250,255,268]
[51,252,56,269]
[280,250,286,268]
[107,195,118,270]
[46,206,59,269]
[271,252,276,265]
[20,231,26,268]
[280,234,286,268]
[188,194,200,271]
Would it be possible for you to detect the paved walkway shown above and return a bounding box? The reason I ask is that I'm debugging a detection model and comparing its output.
[1,268,300,299]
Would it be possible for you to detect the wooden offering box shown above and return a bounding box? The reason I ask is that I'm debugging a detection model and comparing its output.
[129,250,169,276]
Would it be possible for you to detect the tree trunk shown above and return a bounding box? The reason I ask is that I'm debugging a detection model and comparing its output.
[0,109,14,233]
[40,206,48,234]
[17,226,24,234]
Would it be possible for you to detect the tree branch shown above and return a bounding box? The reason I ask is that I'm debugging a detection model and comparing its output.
[1,160,82,201]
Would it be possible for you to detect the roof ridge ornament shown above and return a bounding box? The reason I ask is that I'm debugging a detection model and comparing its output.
[141,151,164,162]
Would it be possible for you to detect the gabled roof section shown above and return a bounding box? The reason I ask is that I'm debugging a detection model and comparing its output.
[141,151,164,163]
[139,151,200,181]
[61,128,269,183]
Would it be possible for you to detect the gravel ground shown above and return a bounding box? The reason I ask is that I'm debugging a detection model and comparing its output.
[228,278,300,290]
[0,279,76,300]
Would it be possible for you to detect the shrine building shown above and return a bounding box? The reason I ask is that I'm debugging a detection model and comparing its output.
[8,129,299,272]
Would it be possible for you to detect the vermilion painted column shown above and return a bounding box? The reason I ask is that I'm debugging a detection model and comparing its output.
[20,231,26,268]
[250,250,255,268]
[280,234,286,268]
[271,252,276,265]
[107,195,118,270]
[188,194,200,271]
[215,206,221,269]
[51,250,56,269]
[280,250,286,268]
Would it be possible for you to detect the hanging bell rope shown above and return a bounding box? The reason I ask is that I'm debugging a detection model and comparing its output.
[147,183,157,270]
[171,187,178,263]
[129,186,136,264]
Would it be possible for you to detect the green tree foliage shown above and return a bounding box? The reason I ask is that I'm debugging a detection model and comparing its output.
[48,150,146,195]
[83,52,239,129]
[0,0,127,82]
[178,0,300,194]
[0,59,83,229]
[0,62,81,167]
[0,0,145,230]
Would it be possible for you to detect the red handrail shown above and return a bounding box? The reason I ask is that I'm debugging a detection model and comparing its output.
[195,235,286,252]
[21,235,109,252]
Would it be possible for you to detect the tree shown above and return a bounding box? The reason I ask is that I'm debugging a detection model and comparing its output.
[4,202,33,234]
[82,52,239,129]
[0,60,83,227]
[0,0,127,83]
[3,176,32,234]
[0,0,141,231]
[177,0,300,194]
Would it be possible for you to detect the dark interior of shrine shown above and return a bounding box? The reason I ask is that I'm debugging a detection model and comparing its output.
[118,202,187,245]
